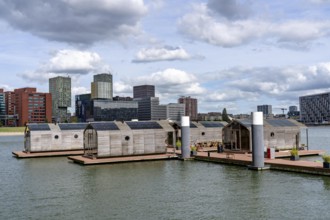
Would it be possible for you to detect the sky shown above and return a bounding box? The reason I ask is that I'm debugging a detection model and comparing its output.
[1,0,330,115]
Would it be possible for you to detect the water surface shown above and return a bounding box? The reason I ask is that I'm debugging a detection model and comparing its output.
[1,127,330,220]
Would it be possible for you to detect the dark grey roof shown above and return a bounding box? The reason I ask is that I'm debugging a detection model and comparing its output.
[266,119,297,127]
[235,119,298,128]
[126,121,162,130]
[200,121,225,128]
[236,119,252,127]
[58,123,88,130]
[190,123,197,128]
[89,122,119,131]
[27,123,50,131]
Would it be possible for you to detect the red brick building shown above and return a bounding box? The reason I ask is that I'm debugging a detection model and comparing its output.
[13,88,52,126]
[178,96,198,121]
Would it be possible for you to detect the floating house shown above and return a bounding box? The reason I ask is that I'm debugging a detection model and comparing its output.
[23,120,227,156]
[172,121,227,145]
[24,123,87,152]
[222,119,306,152]
[83,121,175,158]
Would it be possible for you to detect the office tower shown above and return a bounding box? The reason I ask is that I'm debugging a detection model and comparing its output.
[75,94,92,122]
[289,106,298,112]
[0,89,5,125]
[166,103,185,121]
[136,97,160,121]
[91,73,113,100]
[14,88,52,126]
[153,103,185,121]
[49,76,71,122]
[300,92,330,124]
[178,96,198,120]
[257,105,272,116]
[92,99,138,121]
[133,85,155,99]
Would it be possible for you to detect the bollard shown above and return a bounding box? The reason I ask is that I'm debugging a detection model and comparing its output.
[251,112,265,169]
[208,151,210,157]
[181,116,191,159]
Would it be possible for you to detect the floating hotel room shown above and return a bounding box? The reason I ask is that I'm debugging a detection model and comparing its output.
[222,119,306,152]
[24,123,87,152]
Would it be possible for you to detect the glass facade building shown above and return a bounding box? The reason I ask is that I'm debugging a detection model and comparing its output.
[91,73,113,100]
[0,89,5,125]
[49,76,71,122]
[75,94,92,122]
[92,100,138,121]
[300,92,330,124]
[133,85,155,99]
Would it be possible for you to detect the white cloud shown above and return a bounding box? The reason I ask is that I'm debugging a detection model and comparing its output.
[18,49,107,83]
[72,86,90,96]
[47,50,102,74]
[117,68,205,102]
[113,81,132,94]
[0,0,147,45]
[214,62,330,100]
[136,68,197,85]
[178,3,330,48]
[132,46,191,62]
[205,90,258,102]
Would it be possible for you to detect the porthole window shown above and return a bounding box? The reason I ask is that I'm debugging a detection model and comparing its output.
[201,132,205,136]
[74,134,78,139]
[54,135,59,139]
[270,132,275,137]
[125,136,130,141]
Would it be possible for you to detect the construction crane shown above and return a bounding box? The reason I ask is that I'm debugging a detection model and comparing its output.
[275,108,287,114]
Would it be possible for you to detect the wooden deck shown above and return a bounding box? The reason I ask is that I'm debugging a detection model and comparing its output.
[194,150,330,176]
[68,153,178,165]
[12,150,84,158]
[274,149,324,158]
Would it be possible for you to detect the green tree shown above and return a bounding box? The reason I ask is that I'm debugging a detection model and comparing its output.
[222,108,231,123]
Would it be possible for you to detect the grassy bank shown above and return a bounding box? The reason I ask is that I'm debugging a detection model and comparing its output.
[0,127,25,133]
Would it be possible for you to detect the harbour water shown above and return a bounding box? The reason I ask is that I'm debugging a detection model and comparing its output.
[1,126,330,220]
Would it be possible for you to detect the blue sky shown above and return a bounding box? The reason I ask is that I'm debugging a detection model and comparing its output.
[1,0,330,115]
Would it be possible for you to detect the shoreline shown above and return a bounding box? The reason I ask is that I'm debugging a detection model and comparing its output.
[0,132,24,136]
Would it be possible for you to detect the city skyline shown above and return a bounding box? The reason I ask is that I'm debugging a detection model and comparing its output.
[1,0,330,115]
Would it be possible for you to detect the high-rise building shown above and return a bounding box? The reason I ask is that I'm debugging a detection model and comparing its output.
[0,89,5,125]
[152,103,185,121]
[178,96,198,120]
[49,76,71,122]
[75,94,92,122]
[300,92,330,124]
[135,97,160,121]
[166,103,185,121]
[133,85,155,99]
[5,91,16,126]
[289,106,298,112]
[257,105,272,116]
[91,73,113,100]
[14,88,52,126]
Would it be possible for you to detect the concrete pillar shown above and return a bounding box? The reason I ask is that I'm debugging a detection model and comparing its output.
[181,116,190,158]
[252,112,265,168]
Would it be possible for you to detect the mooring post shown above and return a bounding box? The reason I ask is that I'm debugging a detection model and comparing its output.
[251,112,265,169]
[181,116,191,159]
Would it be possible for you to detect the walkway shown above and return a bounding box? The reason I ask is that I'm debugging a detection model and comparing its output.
[195,150,330,176]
